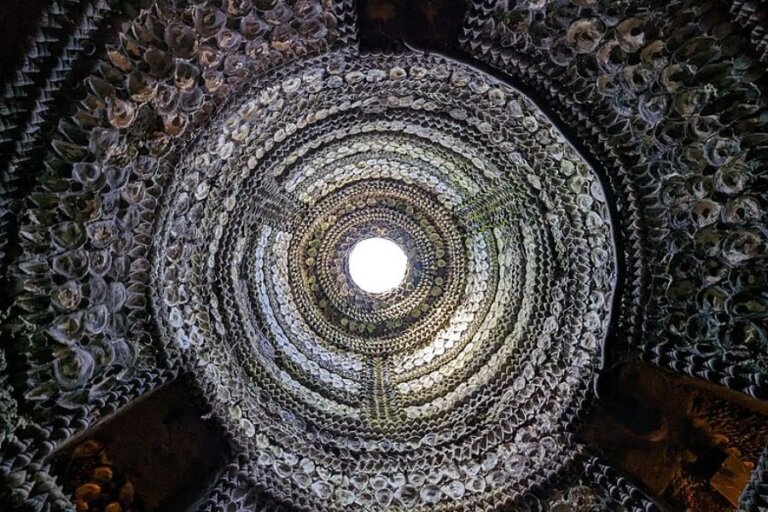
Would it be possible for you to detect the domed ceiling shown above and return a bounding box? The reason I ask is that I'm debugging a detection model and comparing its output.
[0,0,767,511]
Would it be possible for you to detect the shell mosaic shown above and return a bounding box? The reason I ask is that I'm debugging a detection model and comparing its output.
[0,0,766,511]
[149,49,617,510]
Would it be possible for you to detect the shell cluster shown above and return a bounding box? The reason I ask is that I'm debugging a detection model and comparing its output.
[59,441,137,512]
[0,0,766,511]
[463,0,768,401]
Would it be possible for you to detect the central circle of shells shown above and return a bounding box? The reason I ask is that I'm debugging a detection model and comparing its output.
[151,50,617,511]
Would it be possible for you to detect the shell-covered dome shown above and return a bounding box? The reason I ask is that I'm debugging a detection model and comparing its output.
[0,0,767,511]
[149,49,616,510]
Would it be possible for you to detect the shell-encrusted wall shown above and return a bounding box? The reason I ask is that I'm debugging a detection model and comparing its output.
[462,0,768,400]
[1,0,767,511]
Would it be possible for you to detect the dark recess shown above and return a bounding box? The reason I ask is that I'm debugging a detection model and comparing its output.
[0,0,48,84]
[50,379,233,512]
[357,0,466,52]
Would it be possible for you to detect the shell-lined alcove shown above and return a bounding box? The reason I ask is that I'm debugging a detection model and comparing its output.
[0,1,766,512]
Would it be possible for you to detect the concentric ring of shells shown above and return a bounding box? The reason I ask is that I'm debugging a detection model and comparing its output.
[149,50,616,510]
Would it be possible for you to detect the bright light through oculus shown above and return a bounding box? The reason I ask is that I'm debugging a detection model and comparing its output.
[348,237,408,294]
